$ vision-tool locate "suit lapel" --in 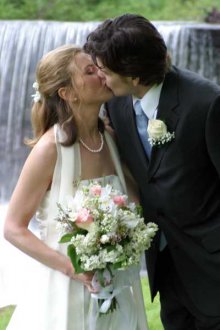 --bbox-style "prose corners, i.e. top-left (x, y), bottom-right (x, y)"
top-left (148, 68), bottom-right (180, 180)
